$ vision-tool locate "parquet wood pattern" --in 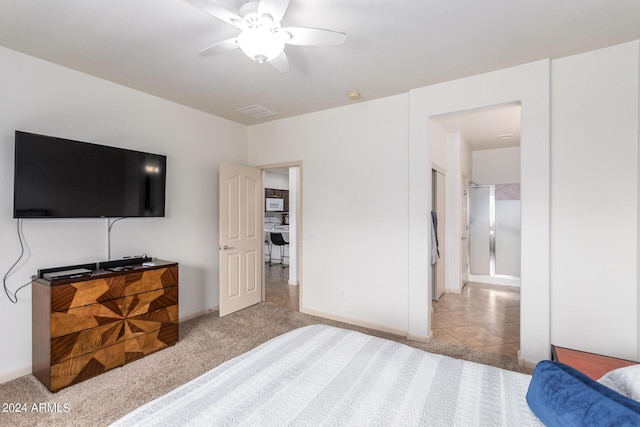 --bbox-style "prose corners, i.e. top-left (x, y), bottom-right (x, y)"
top-left (33, 263), bottom-right (179, 391)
